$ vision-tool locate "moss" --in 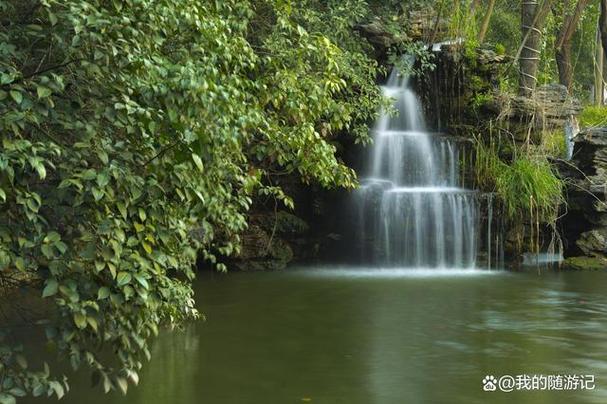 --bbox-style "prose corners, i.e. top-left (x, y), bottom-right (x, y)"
top-left (274, 211), bottom-right (309, 236)
top-left (494, 43), bottom-right (506, 56)
top-left (562, 256), bottom-right (607, 271)
top-left (579, 106), bottom-right (607, 128)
